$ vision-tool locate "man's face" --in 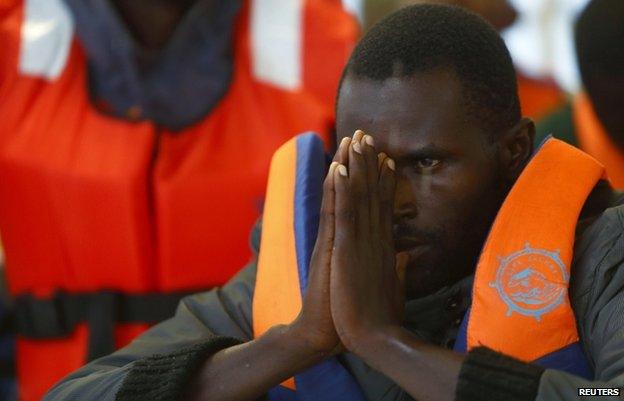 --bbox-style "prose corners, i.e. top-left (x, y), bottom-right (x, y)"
top-left (336, 69), bottom-right (509, 298)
